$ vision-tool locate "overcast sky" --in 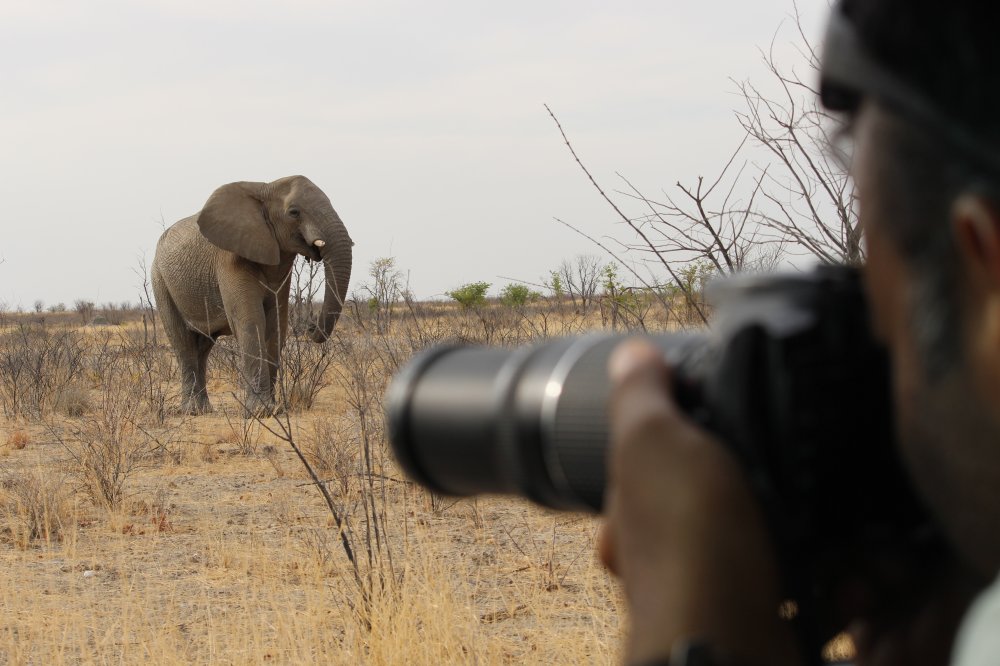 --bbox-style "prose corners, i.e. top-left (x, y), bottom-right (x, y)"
top-left (0, 0), bottom-right (828, 308)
